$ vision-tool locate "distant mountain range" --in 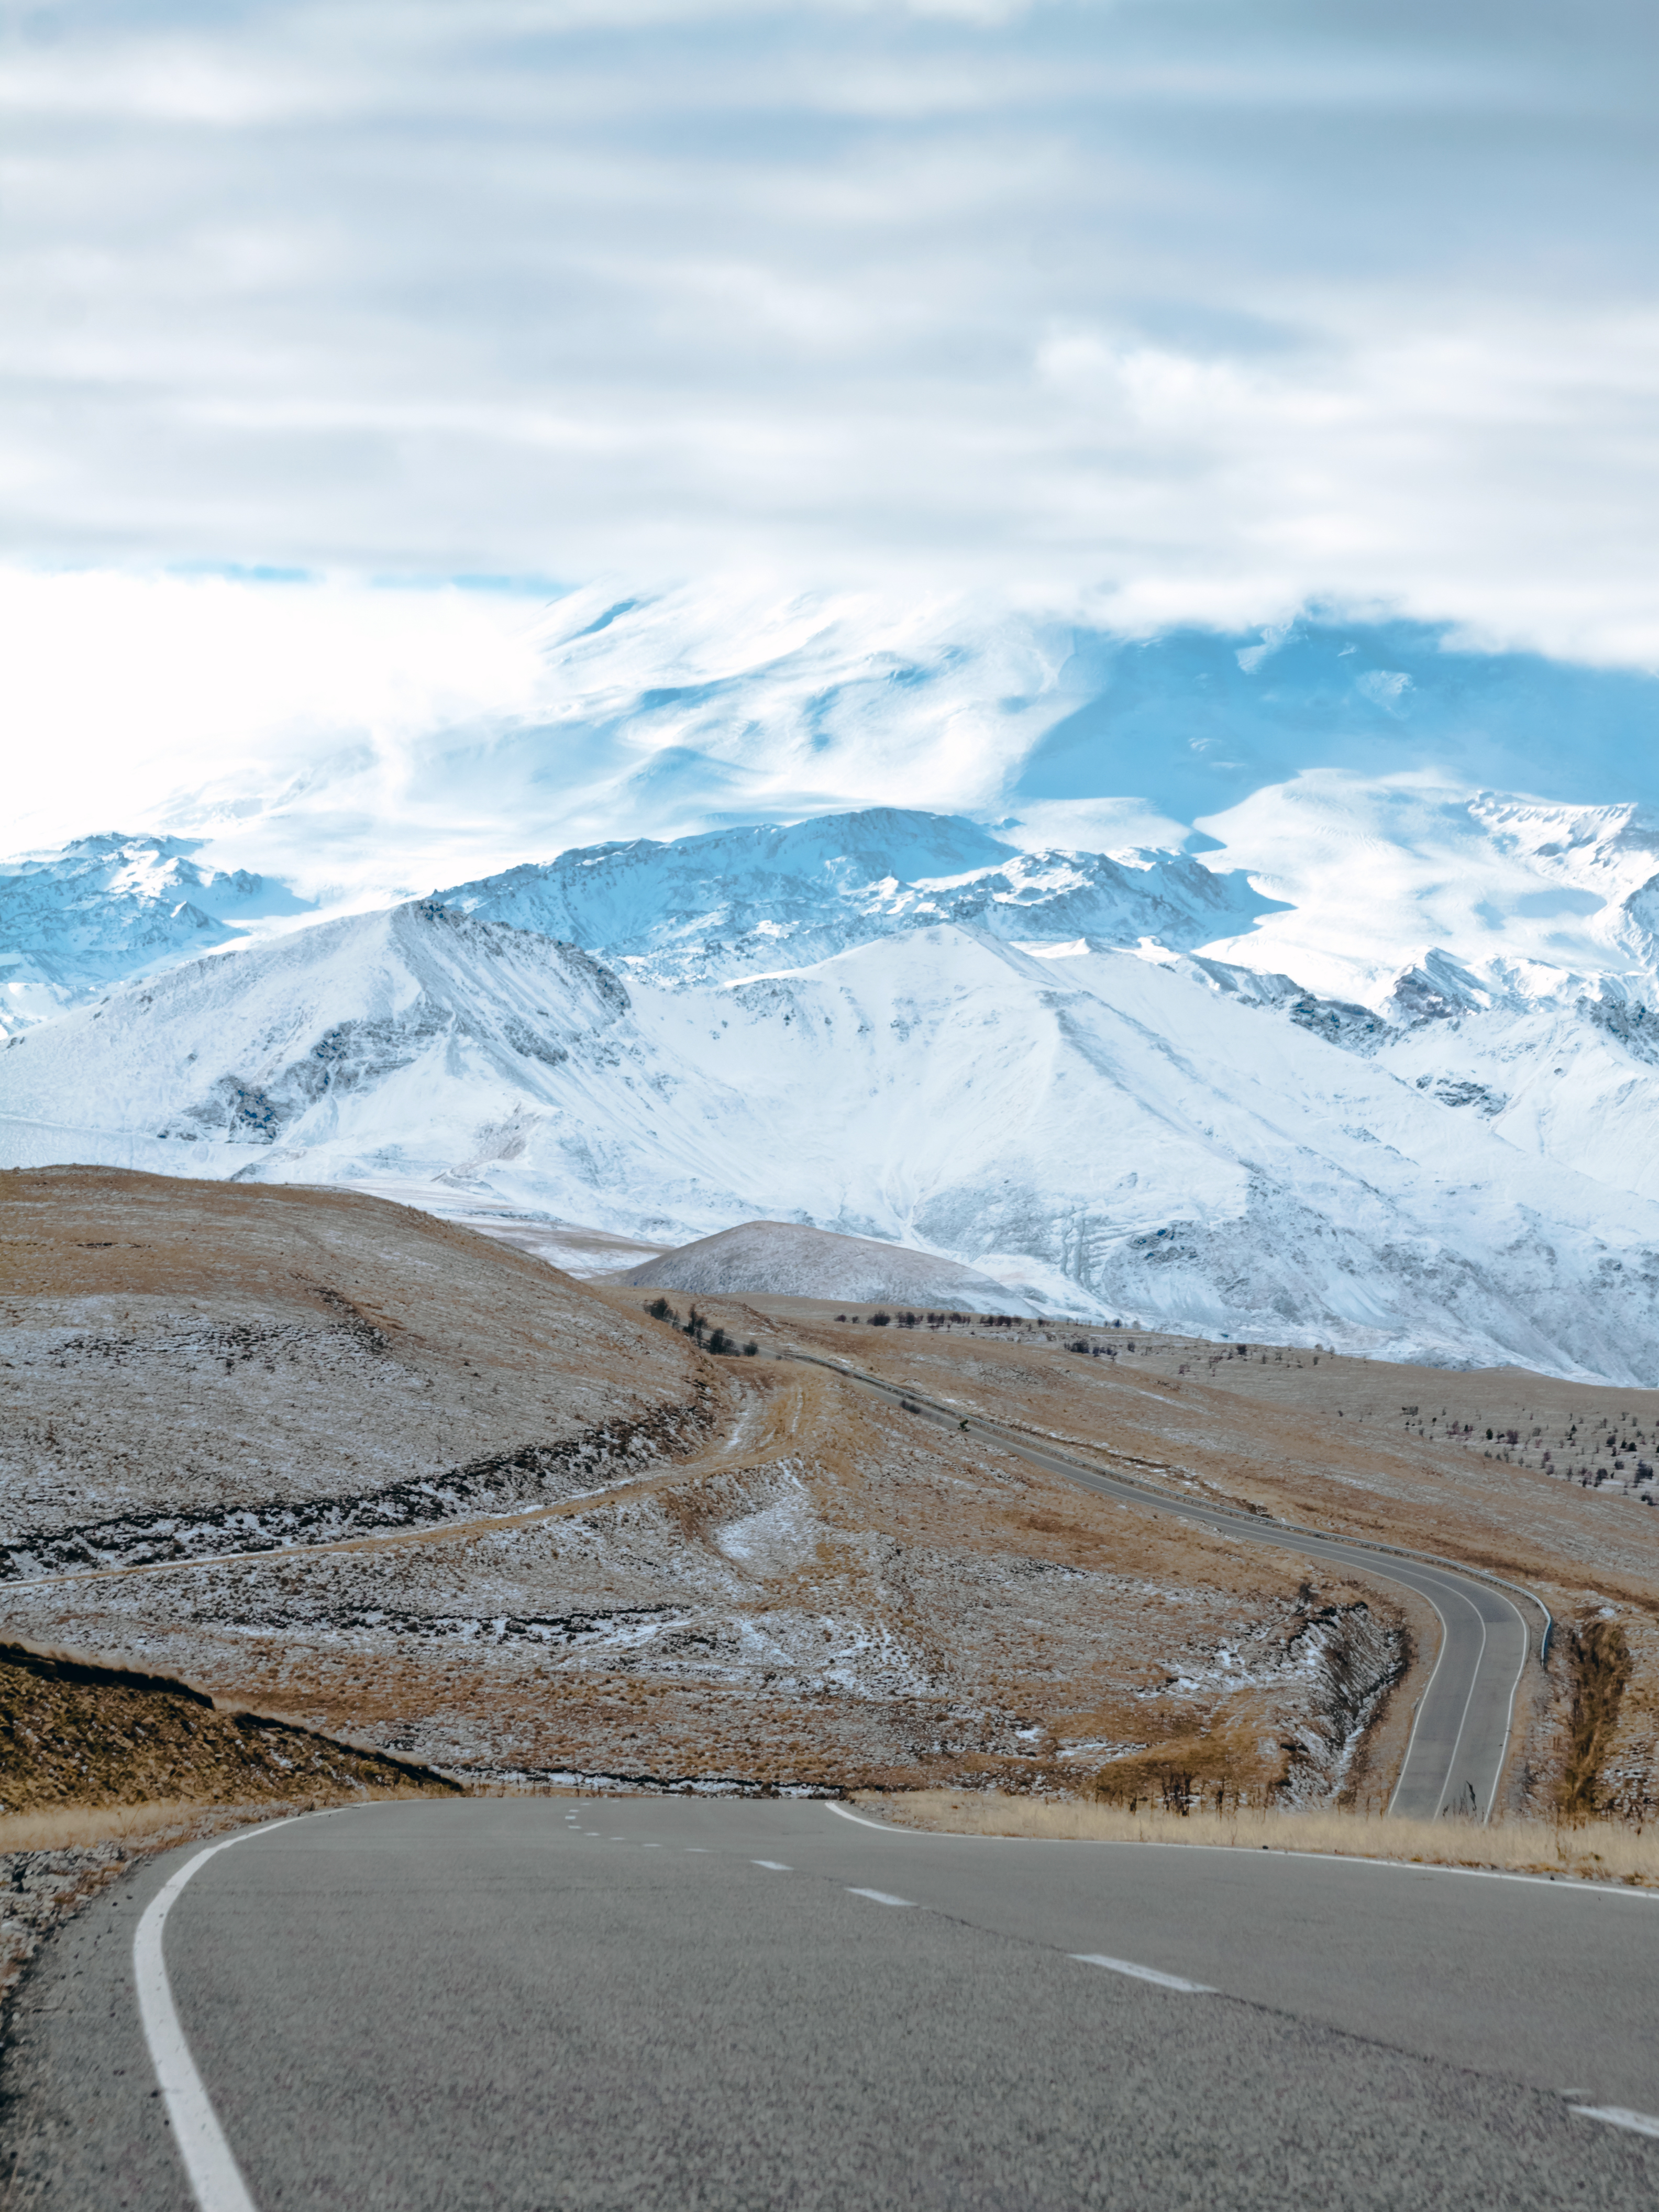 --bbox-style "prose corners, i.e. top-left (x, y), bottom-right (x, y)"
top-left (7, 797), bottom-right (1659, 1378)
top-left (0, 832), bottom-right (310, 1033)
